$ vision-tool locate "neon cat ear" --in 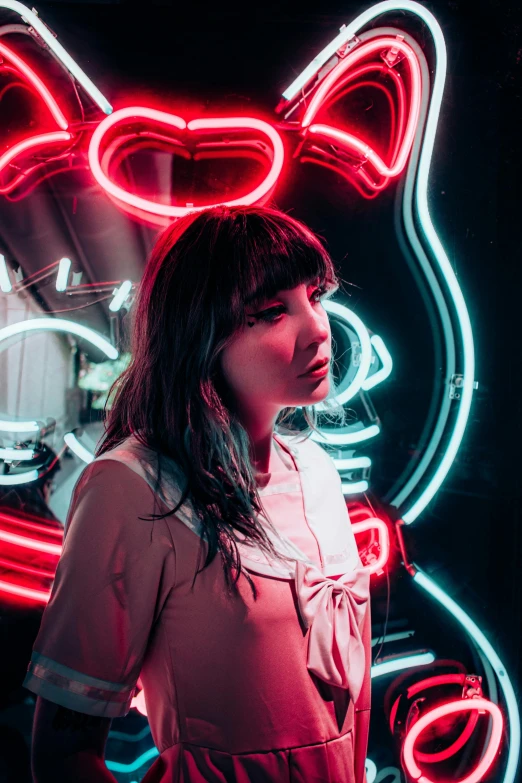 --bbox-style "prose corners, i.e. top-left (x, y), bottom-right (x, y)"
top-left (0, 1), bottom-right (111, 114)
top-left (0, 40), bottom-right (73, 193)
top-left (281, 34), bottom-right (422, 197)
top-left (0, 2), bottom-right (111, 196)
